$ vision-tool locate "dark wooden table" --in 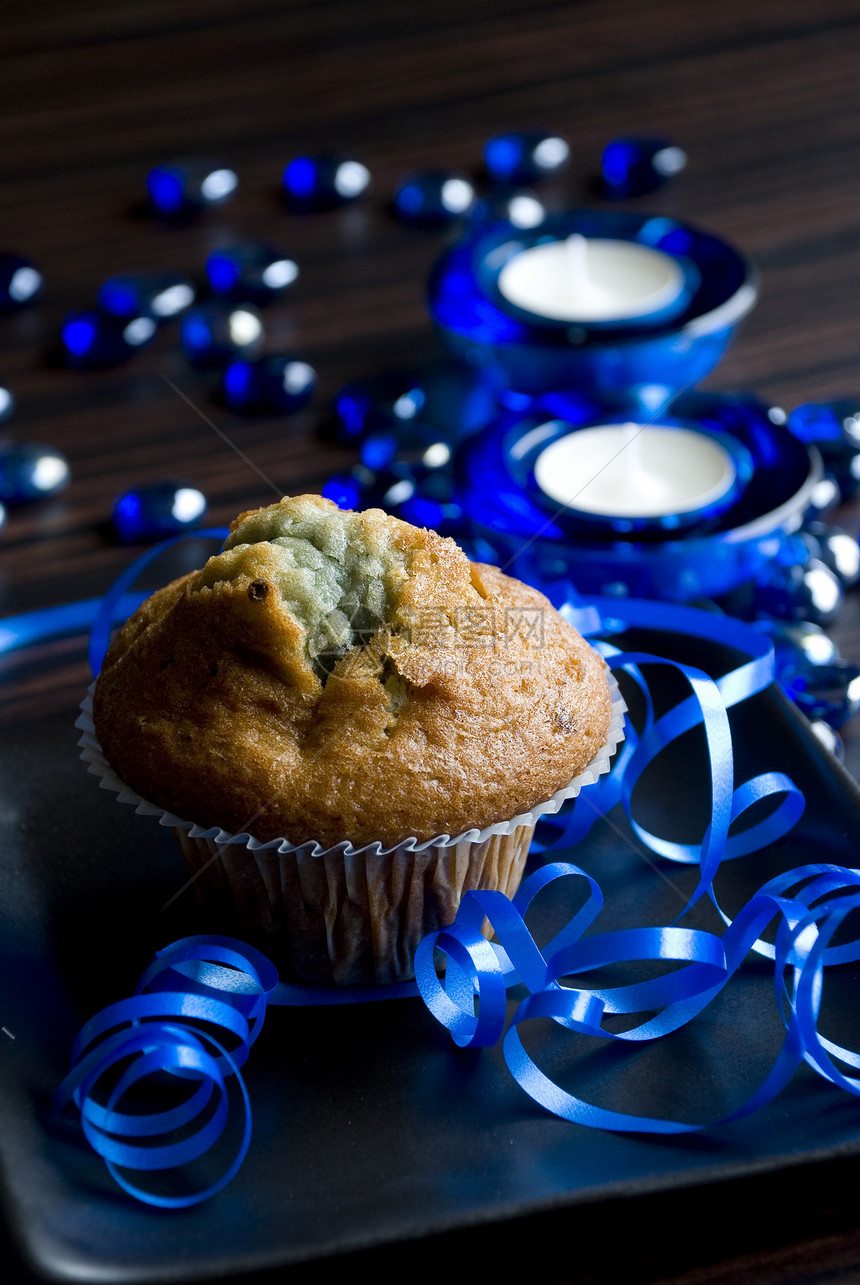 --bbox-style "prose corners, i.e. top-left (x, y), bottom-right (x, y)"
top-left (3, 3), bottom-right (860, 1281)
